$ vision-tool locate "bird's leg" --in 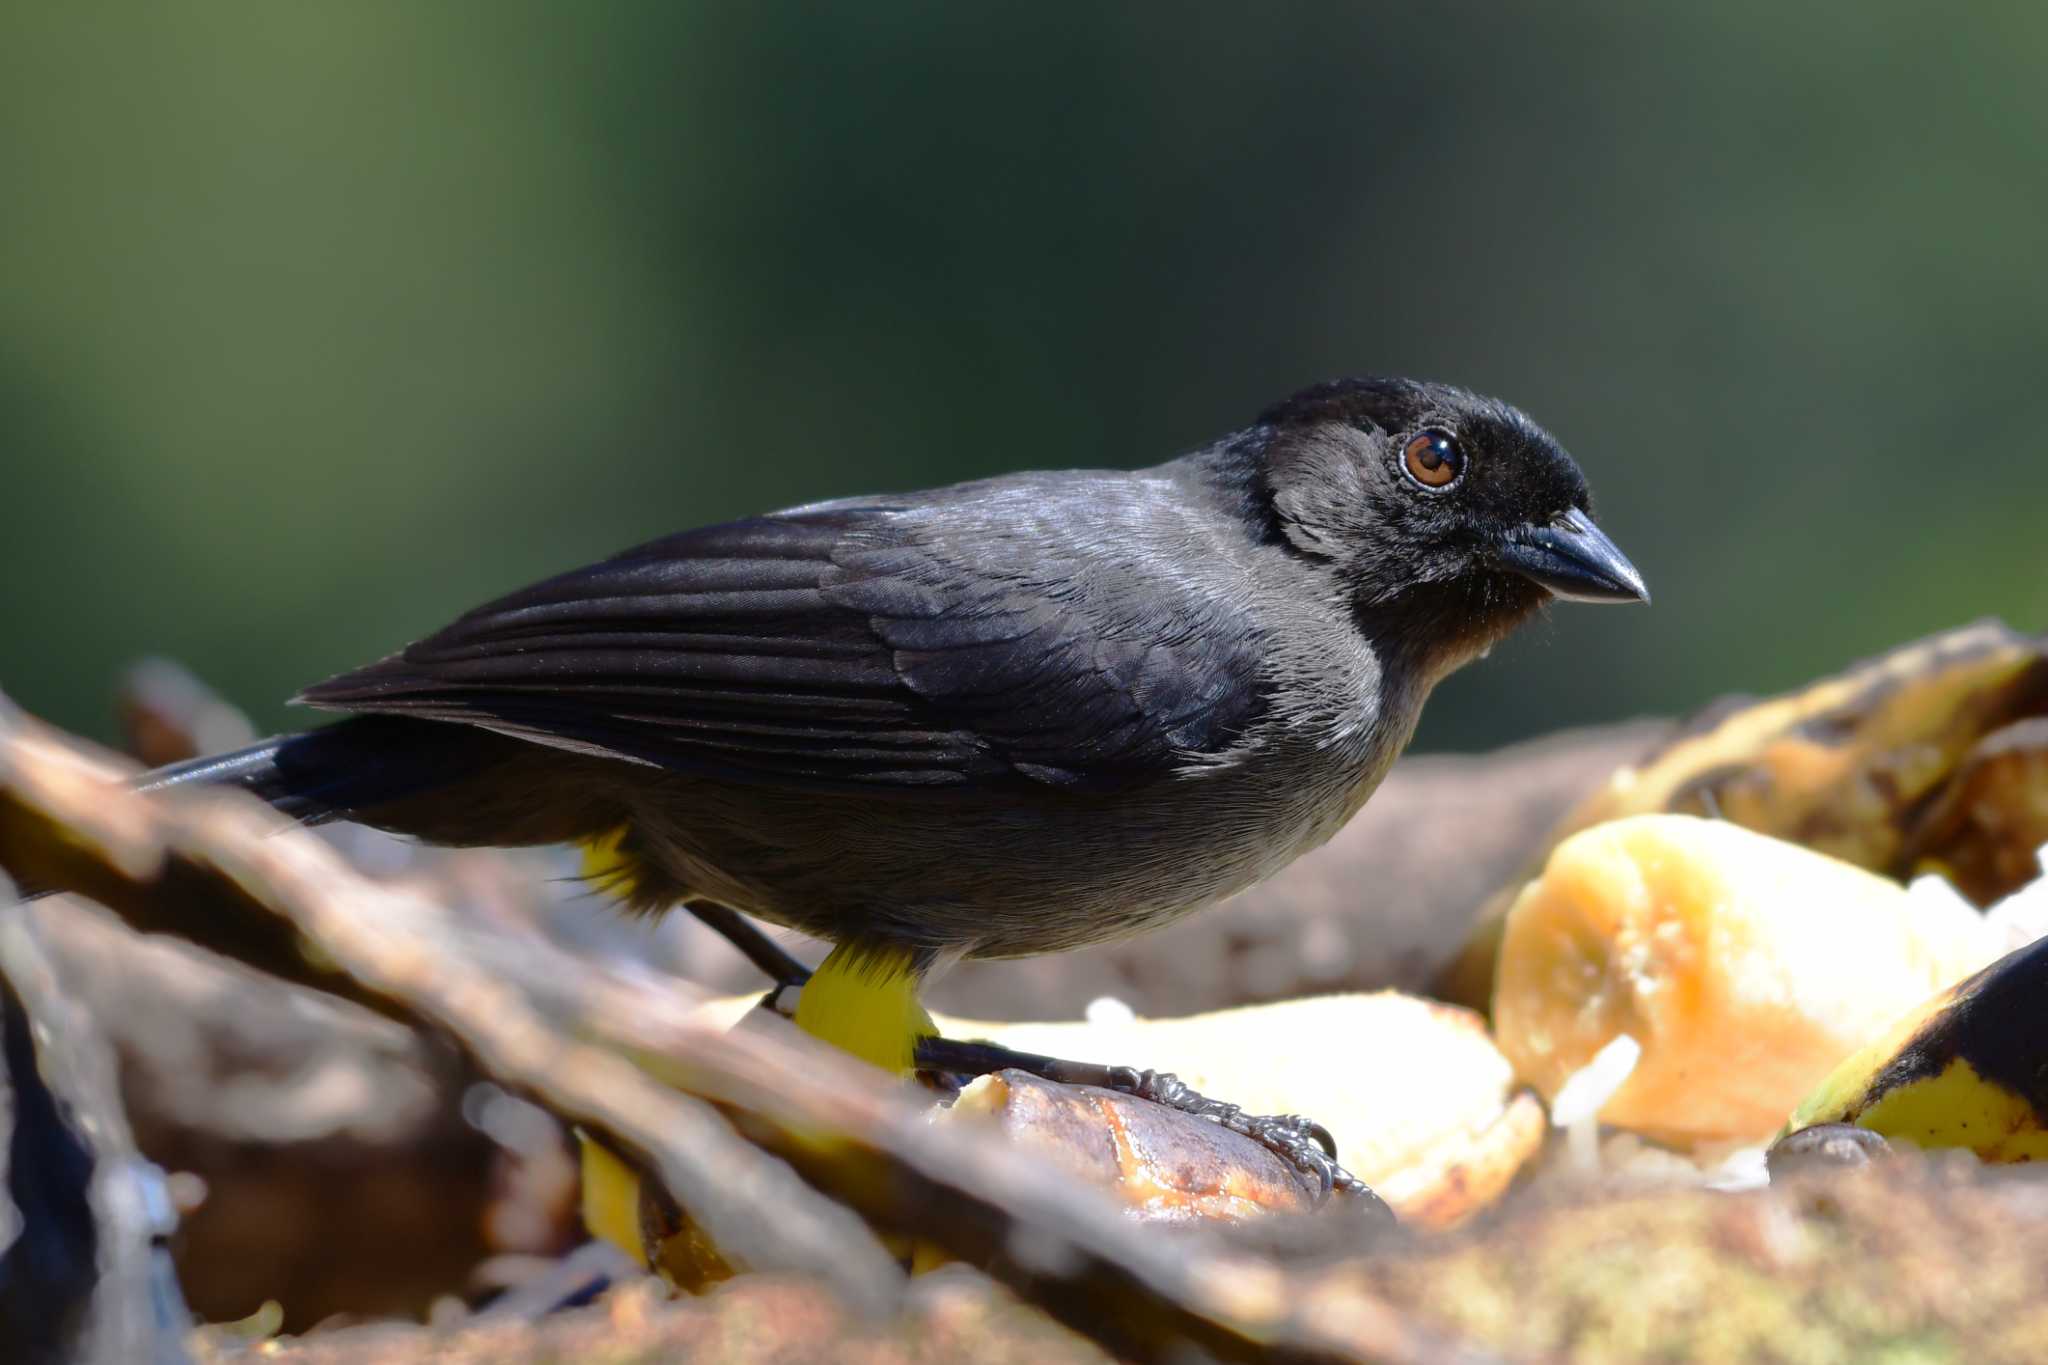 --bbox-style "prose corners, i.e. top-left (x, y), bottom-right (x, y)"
top-left (683, 901), bottom-right (813, 991)
top-left (915, 1035), bottom-right (1386, 1213)
top-left (677, 915), bottom-right (1379, 1210)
